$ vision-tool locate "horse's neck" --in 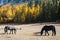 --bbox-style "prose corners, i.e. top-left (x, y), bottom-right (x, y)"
top-left (41, 28), bottom-right (44, 32)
